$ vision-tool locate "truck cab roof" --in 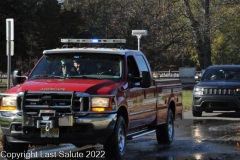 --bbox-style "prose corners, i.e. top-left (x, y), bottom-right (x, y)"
top-left (43, 48), bottom-right (141, 55)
